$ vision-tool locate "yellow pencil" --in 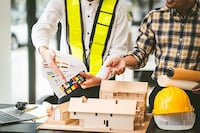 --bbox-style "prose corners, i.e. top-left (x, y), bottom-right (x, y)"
top-left (24, 106), bottom-right (38, 112)
top-left (32, 115), bottom-right (47, 122)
